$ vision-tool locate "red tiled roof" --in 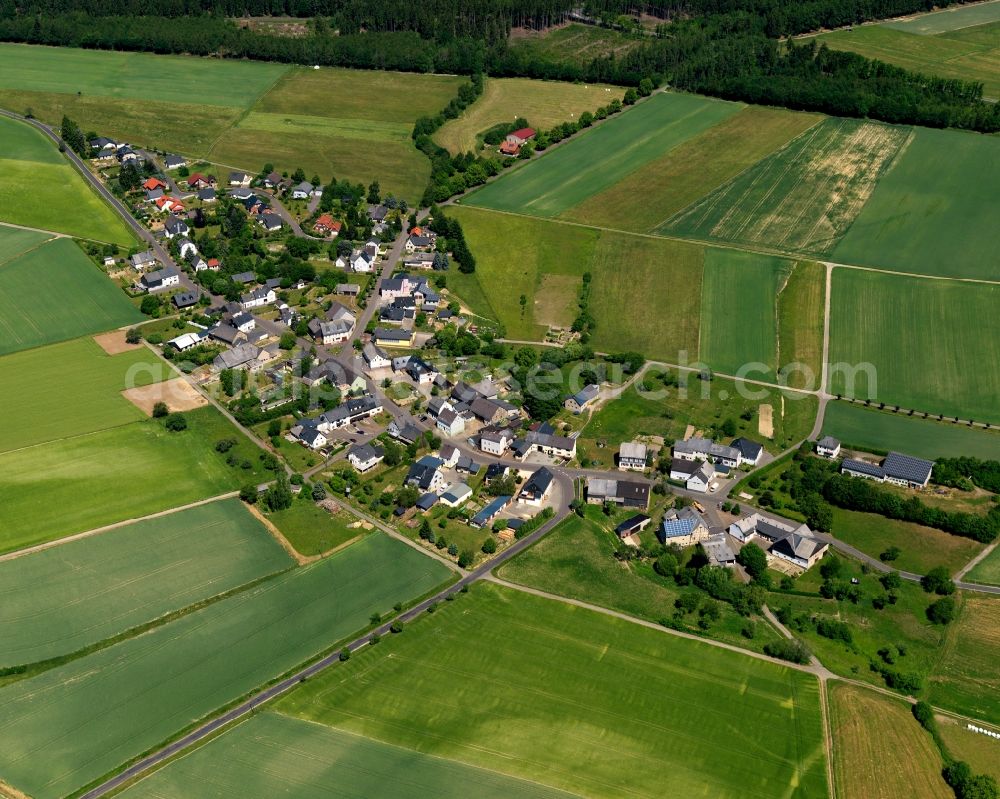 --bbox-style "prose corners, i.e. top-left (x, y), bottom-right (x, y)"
top-left (510, 127), bottom-right (536, 140)
top-left (143, 177), bottom-right (167, 190)
top-left (499, 140), bottom-right (520, 155)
